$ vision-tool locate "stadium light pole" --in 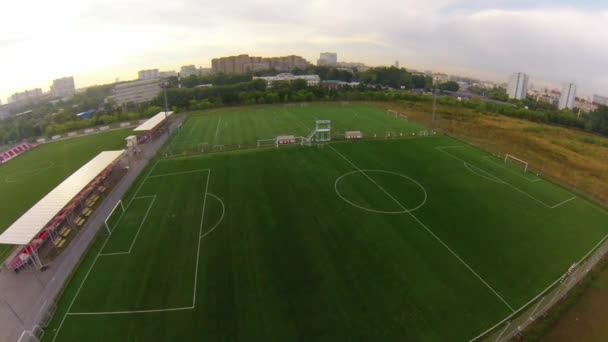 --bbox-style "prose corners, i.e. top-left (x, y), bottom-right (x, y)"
top-left (432, 87), bottom-right (437, 127)
top-left (161, 80), bottom-right (172, 155)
